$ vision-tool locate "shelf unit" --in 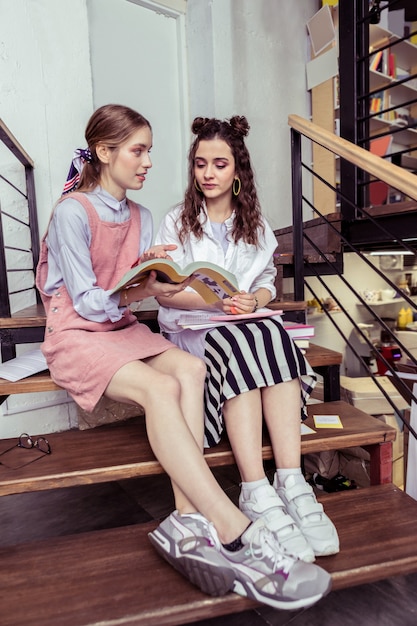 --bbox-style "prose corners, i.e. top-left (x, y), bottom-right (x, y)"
top-left (356, 298), bottom-right (404, 307)
top-left (368, 23), bottom-right (417, 178)
top-left (356, 295), bottom-right (417, 308)
top-left (307, 4), bottom-right (417, 217)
